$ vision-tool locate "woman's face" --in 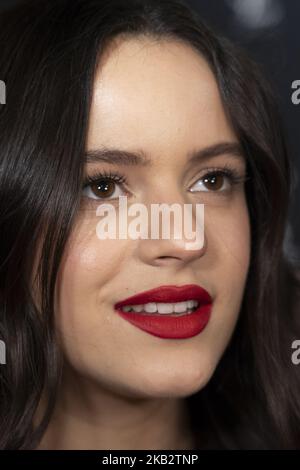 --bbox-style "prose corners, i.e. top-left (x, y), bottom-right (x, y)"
top-left (55, 37), bottom-right (250, 398)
